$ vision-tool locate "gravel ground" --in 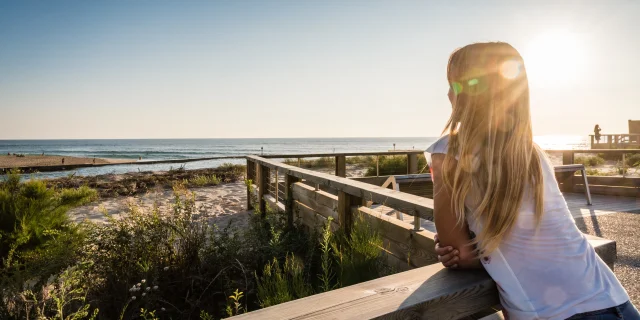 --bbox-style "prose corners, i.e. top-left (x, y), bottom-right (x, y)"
top-left (574, 211), bottom-right (640, 306)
